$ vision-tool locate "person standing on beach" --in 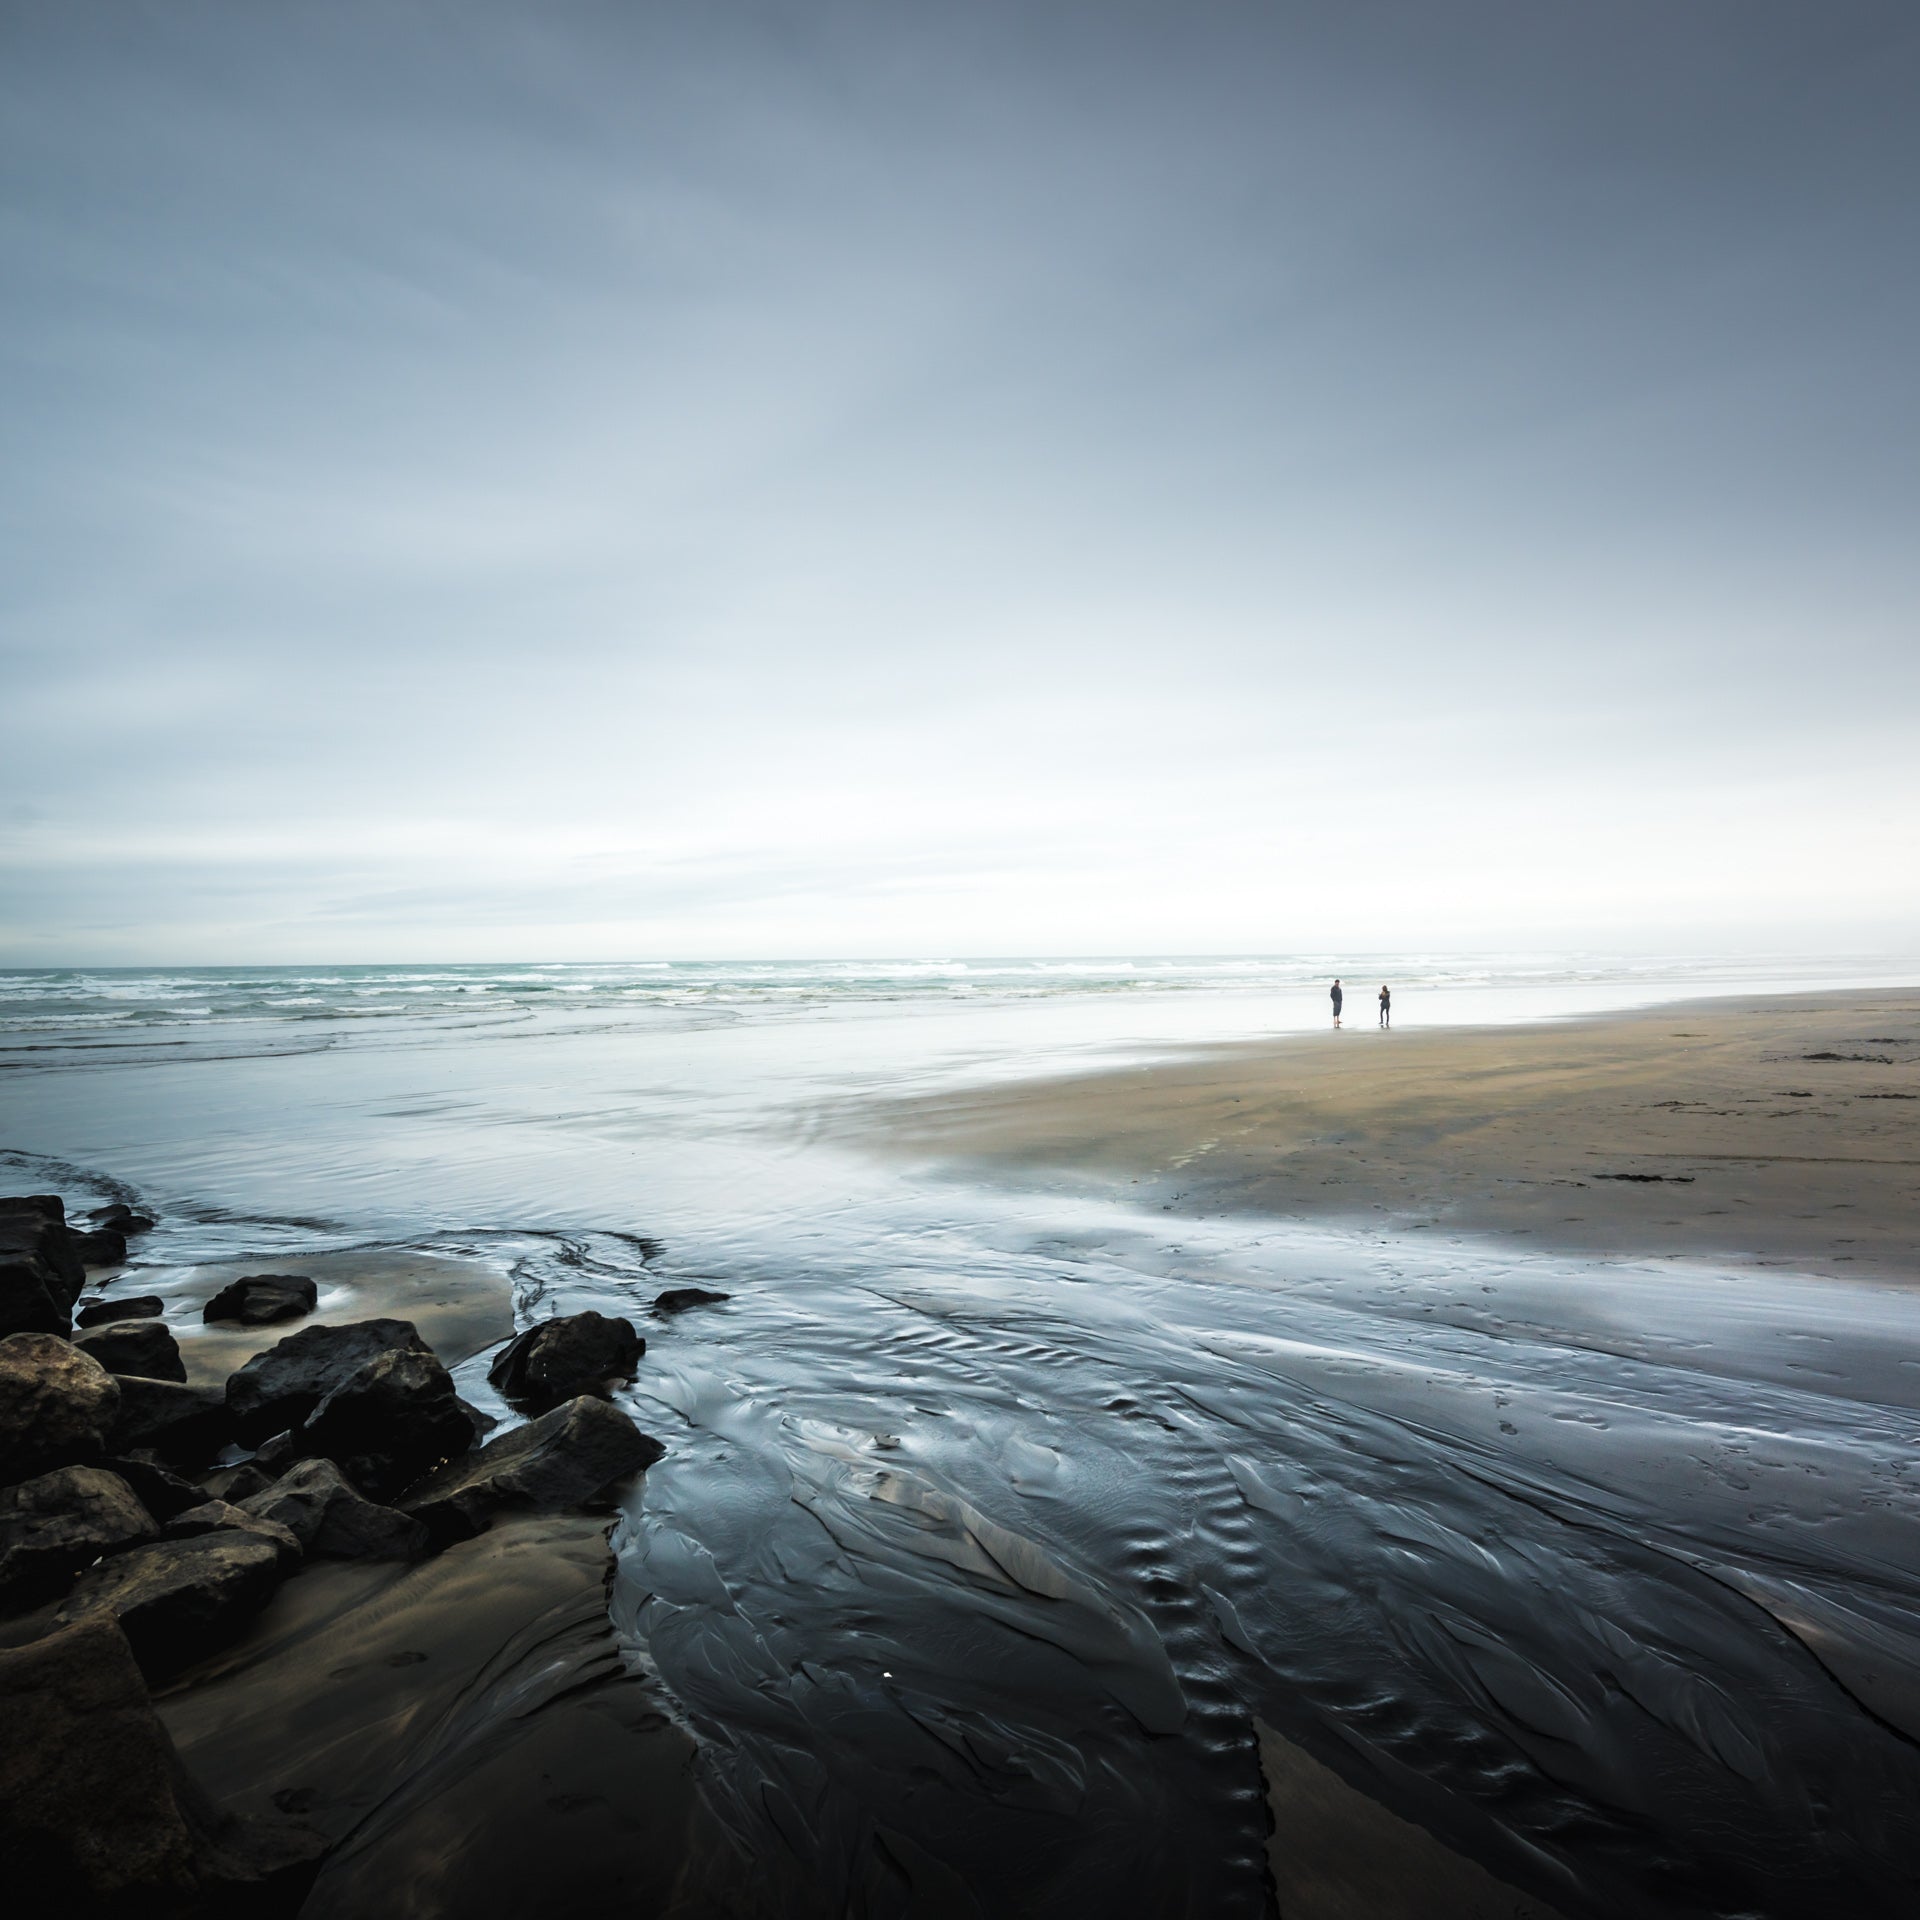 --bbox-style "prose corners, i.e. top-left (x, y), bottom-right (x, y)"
top-left (1379, 984), bottom-right (1391, 1029)
top-left (1330, 978), bottom-right (1343, 1028)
